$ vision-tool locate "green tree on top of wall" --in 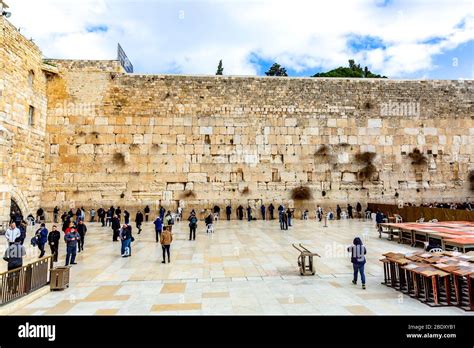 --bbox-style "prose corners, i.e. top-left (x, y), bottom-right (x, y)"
top-left (216, 60), bottom-right (224, 75)
top-left (265, 63), bottom-right (288, 76)
top-left (312, 59), bottom-right (387, 78)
